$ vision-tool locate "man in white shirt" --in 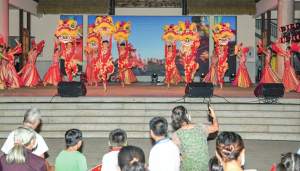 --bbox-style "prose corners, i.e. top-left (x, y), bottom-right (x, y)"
top-left (148, 117), bottom-right (180, 171)
top-left (1, 108), bottom-right (52, 170)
